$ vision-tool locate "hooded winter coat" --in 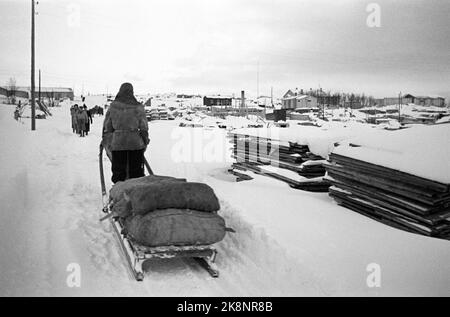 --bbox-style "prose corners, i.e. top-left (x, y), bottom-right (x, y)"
top-left (85, 108), bottom-right (93, 132)
top-left (77, 109), bottom-right (89, 131)
top-left (102, 84), bottom-right (149, 151)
